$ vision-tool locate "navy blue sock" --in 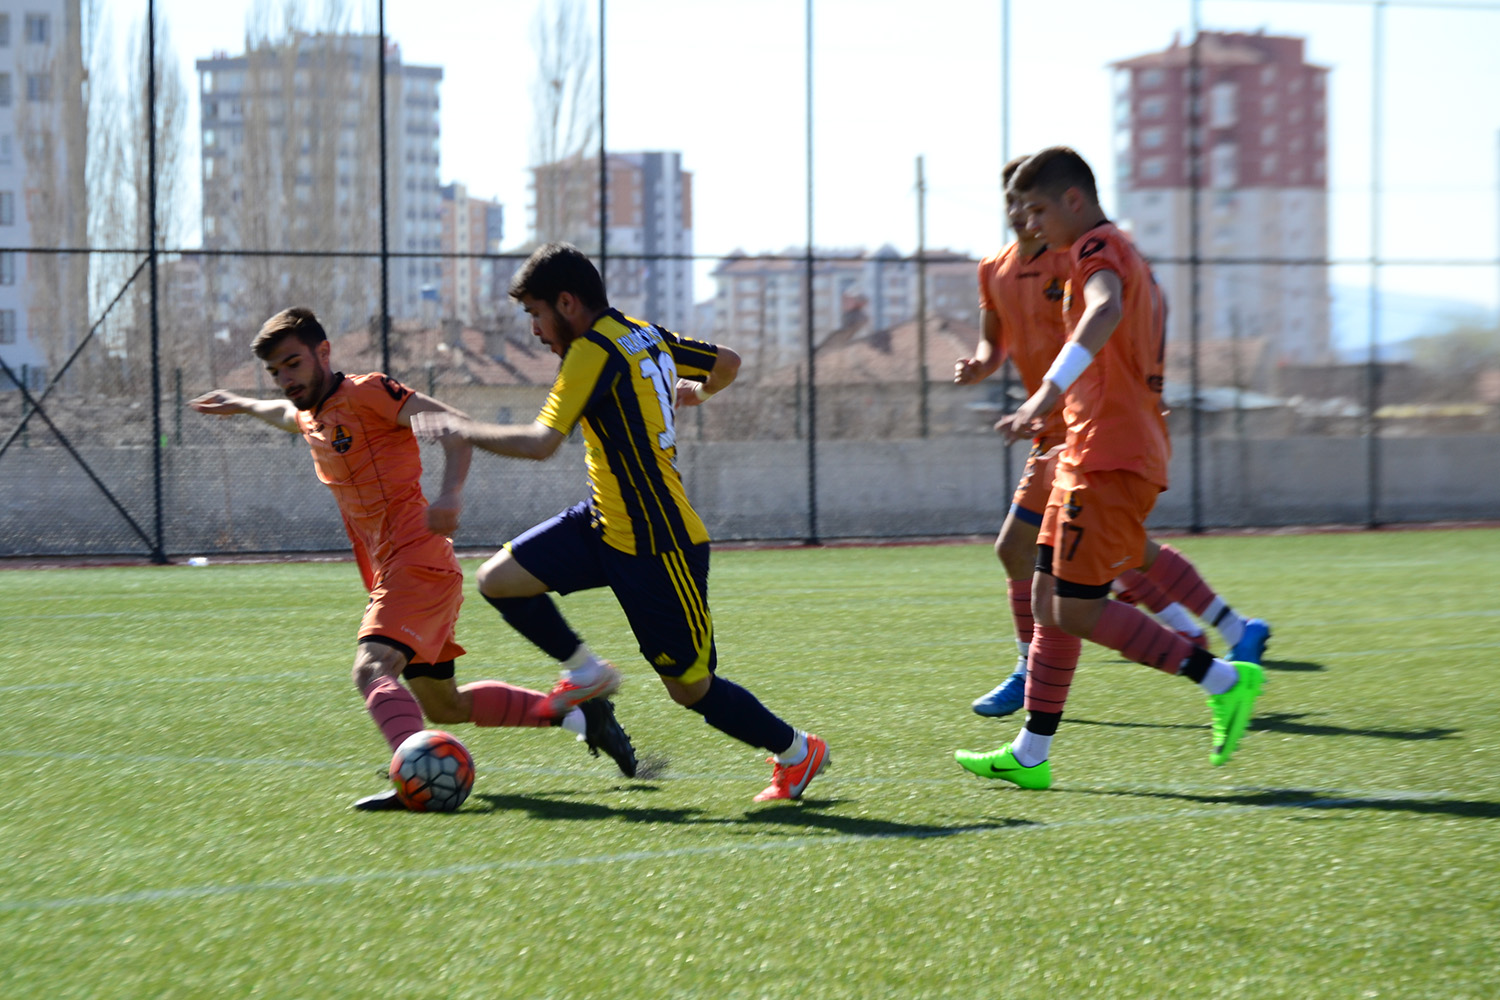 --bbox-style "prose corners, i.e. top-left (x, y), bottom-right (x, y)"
top-left (483, 592), bottom-right (581, 662)
top-left (688, 676), bottom-right (795, 754)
